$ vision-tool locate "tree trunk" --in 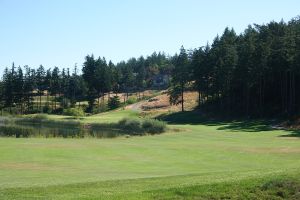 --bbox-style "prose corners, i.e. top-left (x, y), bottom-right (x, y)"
top-left (51, 95), bottom-right (54, 111)
top-left (246, 85), bottom-right (249, 117)
top-left (181, 83), bottom-right (184, 112)
top-left (47, 92), bottom-right (49, 106)
top-left (98, 95), bottom-right (100, 107)
top-left (54, 94), bottom-right (57, 110)
top-left (39, 93), bottom-right (42, 113)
